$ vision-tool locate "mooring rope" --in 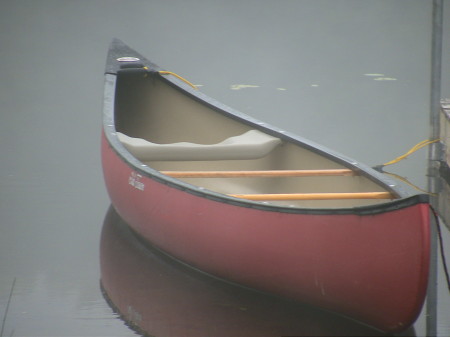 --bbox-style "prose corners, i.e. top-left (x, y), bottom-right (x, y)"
top-left (381, 170), bottom-right (438, 196)
top-left (430, 207), bottom-right (450, 293)
top-left (158, 70), bottom-right (198, 90)
top-left (378, 139), bottom-right (441, 168)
